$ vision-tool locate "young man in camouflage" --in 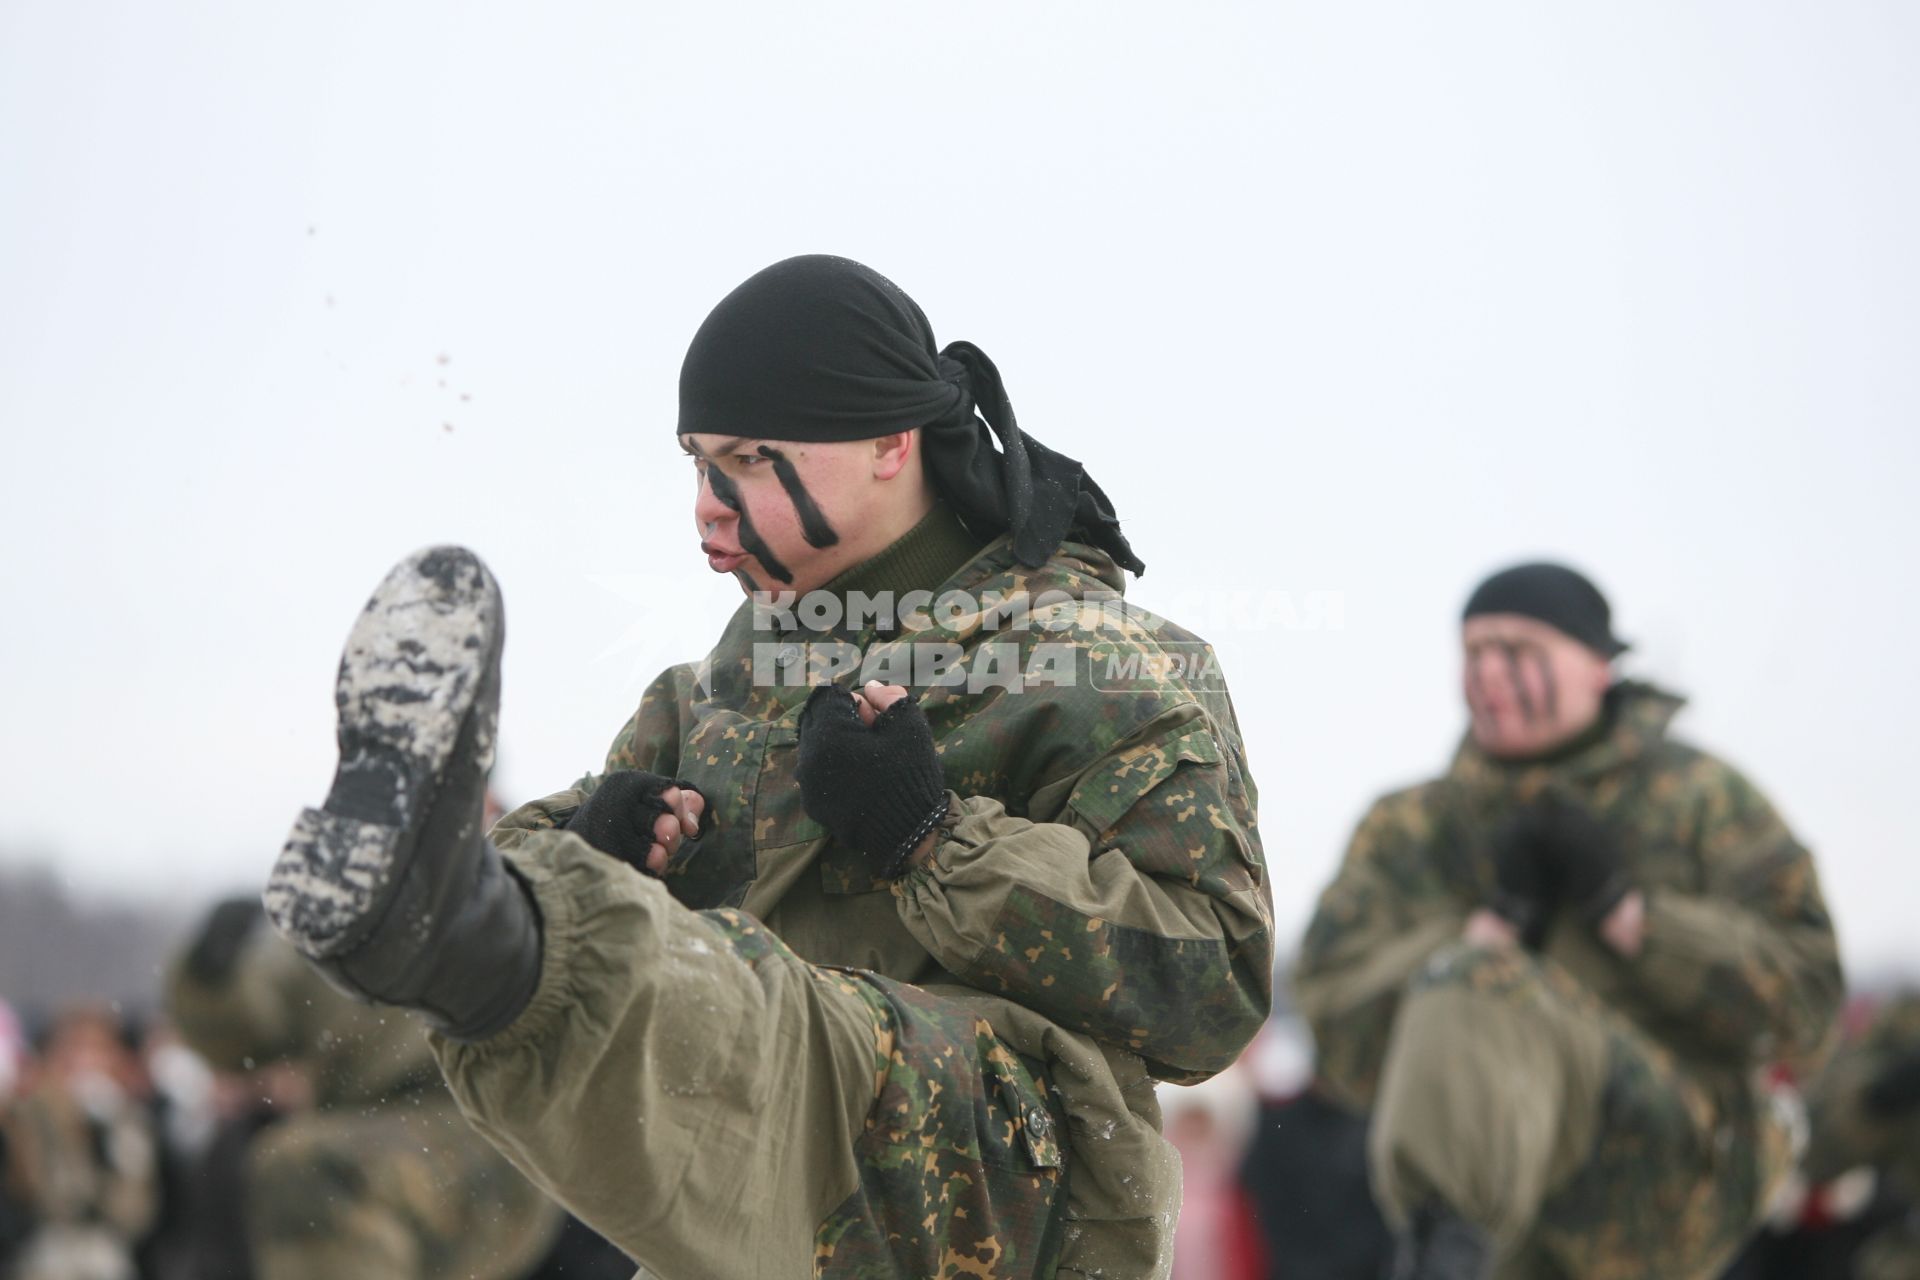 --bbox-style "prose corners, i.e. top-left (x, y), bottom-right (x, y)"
top-left (1294, 562), bottom-right (1844, 1280)
top-left (262, 256), bottom-right (1272, 1279)
top-left (167, 898), bottom-right (565, 1280)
